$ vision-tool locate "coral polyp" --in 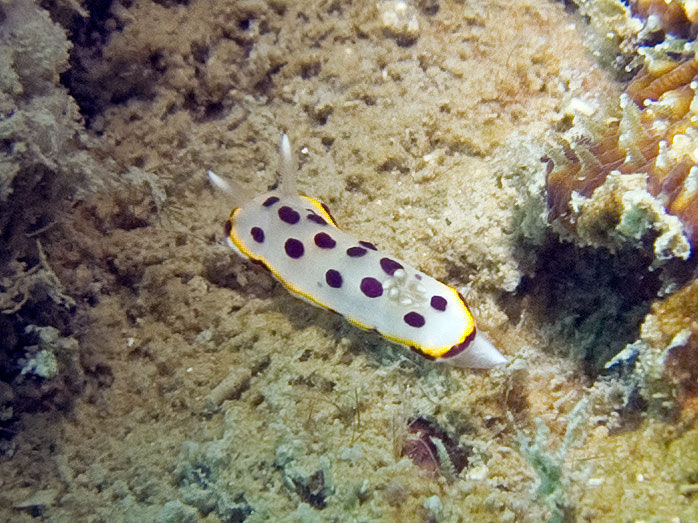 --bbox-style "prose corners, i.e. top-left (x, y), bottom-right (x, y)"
top-left (630, 0), bottom-right (698, 36)
top-left (546, 46), bottom-right (698, 257)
